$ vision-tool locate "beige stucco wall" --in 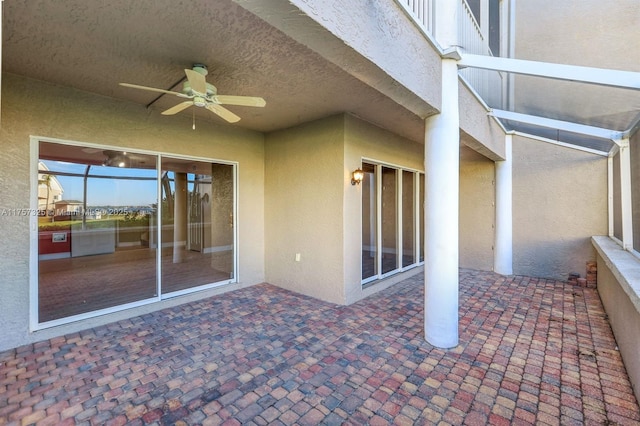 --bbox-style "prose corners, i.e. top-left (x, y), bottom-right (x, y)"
top-left (344, 114), bottom-right (424, 304)
top-left (593, 238), bottom-right (640, 403)
top-left (264, 114), bottom-right (427, 306)
top-left (631, 130), bottom-right (640, 250)
top-left (459, 82), bottom-right (506, 161)
top-left (264, 115), bottom-right (345, 305)
top-left (0, 73), bottom-right (265, 351)
top-left (459, 146), bottom-right (495, 271)
top-left (515, 0), bottom-right (640, 69)
top-left (512, 135), bottom-right (608, 279)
